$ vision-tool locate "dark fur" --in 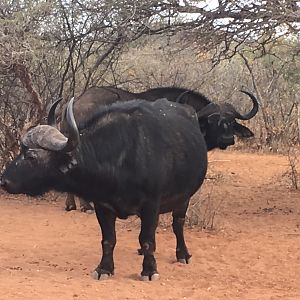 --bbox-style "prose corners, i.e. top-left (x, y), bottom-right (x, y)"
top-left (1, 99), bottom-right (208, 280)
